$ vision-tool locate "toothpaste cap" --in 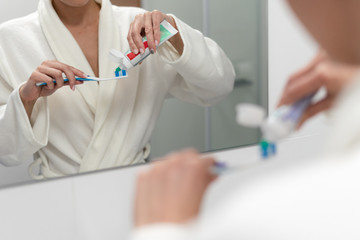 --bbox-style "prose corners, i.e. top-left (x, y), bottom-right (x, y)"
top-left (109, 49), bottom-right (133, 70)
